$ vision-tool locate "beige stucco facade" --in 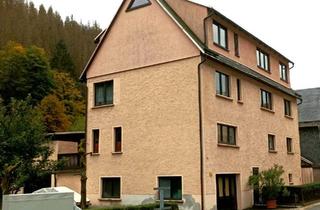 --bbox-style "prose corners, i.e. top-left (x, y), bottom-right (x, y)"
top-left (50, 140), bottom-right (81, 194)
top-left (82, 0), bottom-right (301, 209)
